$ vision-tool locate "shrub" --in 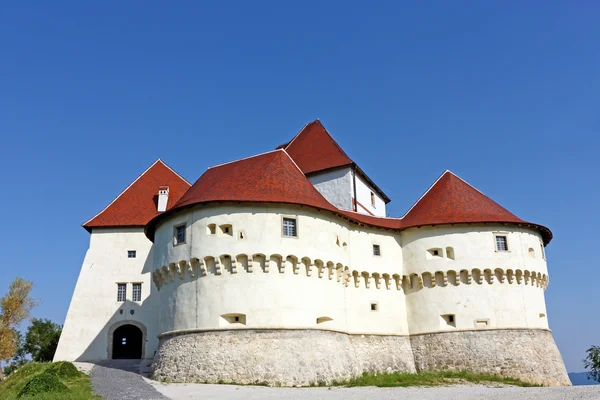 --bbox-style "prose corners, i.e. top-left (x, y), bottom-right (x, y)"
top-left (46, 361), bottom-right (80, 379)
top-left (17, 373), bottom-right (67, 398)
